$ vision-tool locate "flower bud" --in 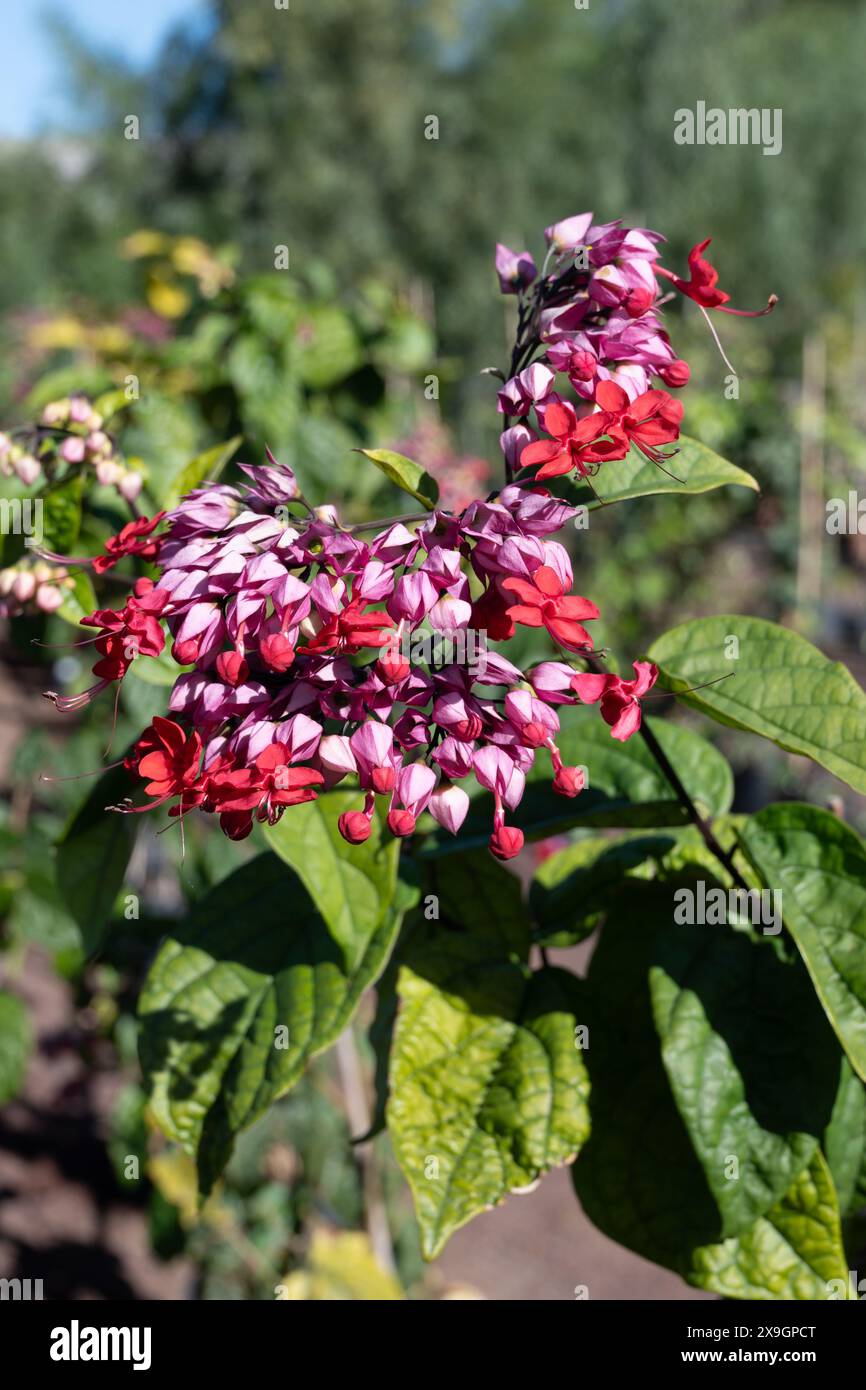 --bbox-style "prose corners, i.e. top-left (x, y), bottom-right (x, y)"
top-left (553, 764), bottom-right (585, 798)
top-left (624, 287), bottom-right (654, 318)
top-left (658, 359), bottom-right (691, 388)
top-left (96, 459), bottom-right (122, 486)
top-left (172, 638), bottom-right (200, 665)
top-left (260, 632), bottom-right (295, 672)
top-left (60, 436), bottom-right (86, 464)
top-left (489, 824), bottom-right (524, 860)
top-left (338, 810), bottom-right (372, 845)
top-left (429, 782), bottom-right (470, 835)
top-left (118, 471), bottom-right (143, 502)
top-left (12, 570), bottom-right (36, 602)
top-left (371, 765), bottom-right (396, 794)
top-left (376, 648), bottom-right (411, 685)
top-left (36, 583), bottom-right (64, 613)
top-left (216, 651), bottom-right (249, 686)
top-left (14, 454), bottom-right (41, 486)
top-left (317, 735), bottom-right (356, 775)
top-left (387, 808), bottom-right (416, 837)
